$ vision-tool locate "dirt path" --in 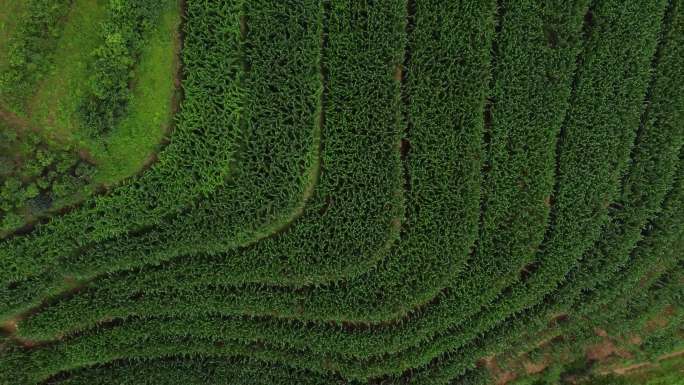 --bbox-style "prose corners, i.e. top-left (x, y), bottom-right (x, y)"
top-left (598, 349), bottom-right (684, 376)
top-left (0, 105), bottom-right (32, 132)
